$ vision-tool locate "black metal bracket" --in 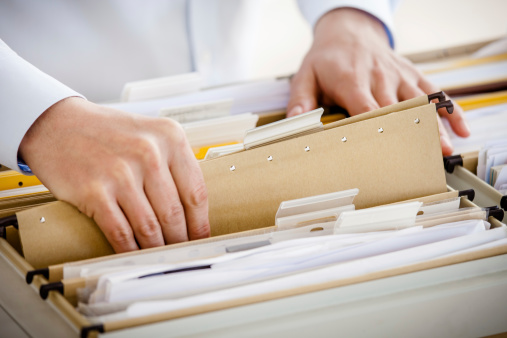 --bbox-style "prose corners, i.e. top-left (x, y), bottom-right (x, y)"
top-left (428, 91), bottom-right (446, 103)
top-left (81, 324), bottom-right (105, 338)
top-left (443, 155), bottom-right (463, 173)
top-left (39, 282), bottom-right (64, 300)
top-left (435, 100), bottom-right (454, 114)
top-left (486, 206), bottom-right (505, 222)
top-left (458, 189), bottom-right (475, 202)
top-left (501, 196), bottom-right (507, 211)
top-left (26, 268), bottom-right (50, 284)
top-left (0, 215), bottom-right (18, 239)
